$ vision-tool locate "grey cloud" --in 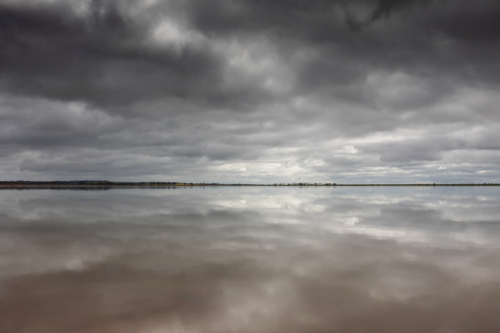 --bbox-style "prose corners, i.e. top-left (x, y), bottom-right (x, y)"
top-left (2, 0), bottom-right (499, 110)
top-left (1, 0), bottom-right (500, 182)
top-left (343, 0), bottom-right (434, 31)
top-left (379, 143), bottom-right (444, 163)
top-left (369, 0), bottom-right (434, 20)
top-left (187, 0), bottom-right (500, 84)
top-left (357, 136), bottom-right (466, 163)
top-left (0, 2), bottom-right (230, 111)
